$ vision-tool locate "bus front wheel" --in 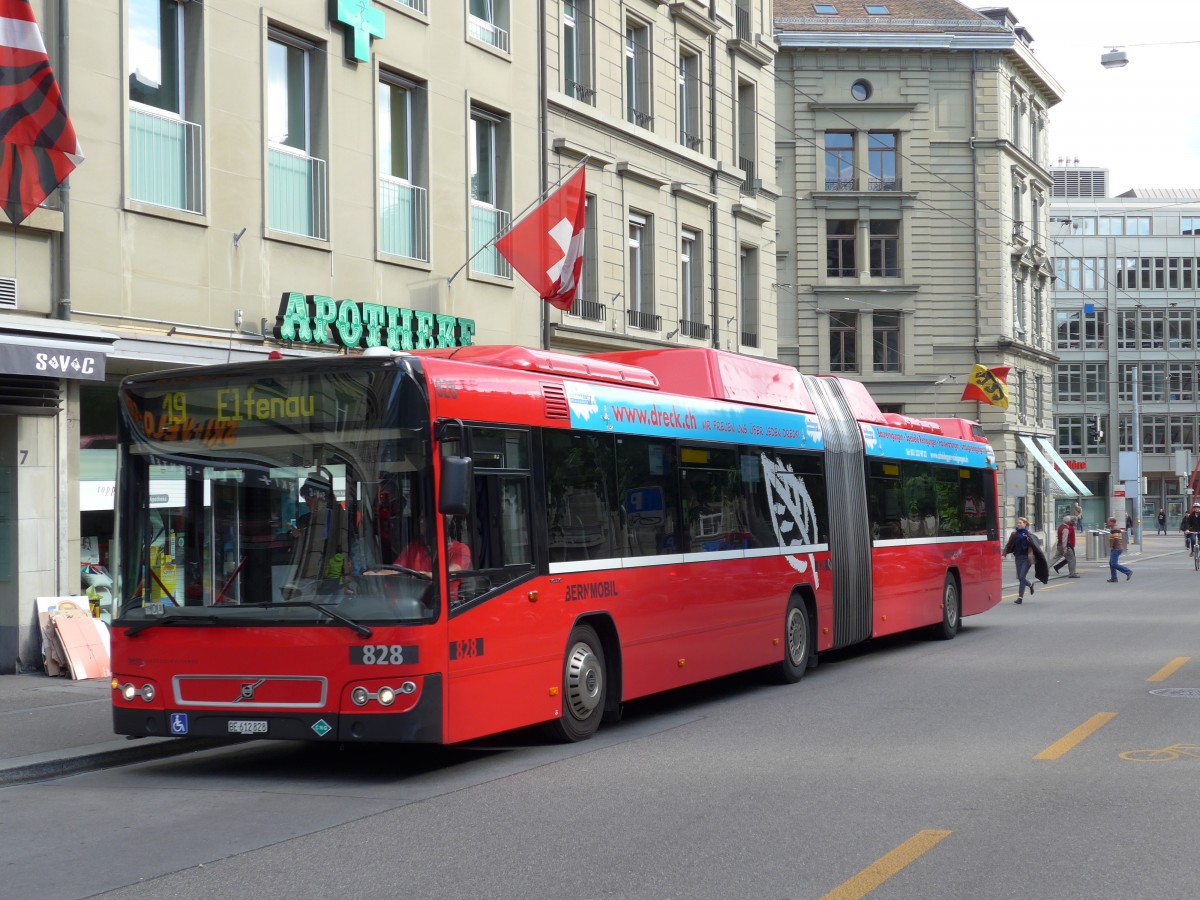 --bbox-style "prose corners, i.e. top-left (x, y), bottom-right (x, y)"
top-left (549, 624), bottom-right (606, 742)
